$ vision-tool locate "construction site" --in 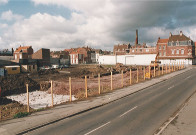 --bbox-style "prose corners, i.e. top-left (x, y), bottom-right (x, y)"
top-left (0, 62), bottom-right (185, 121)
